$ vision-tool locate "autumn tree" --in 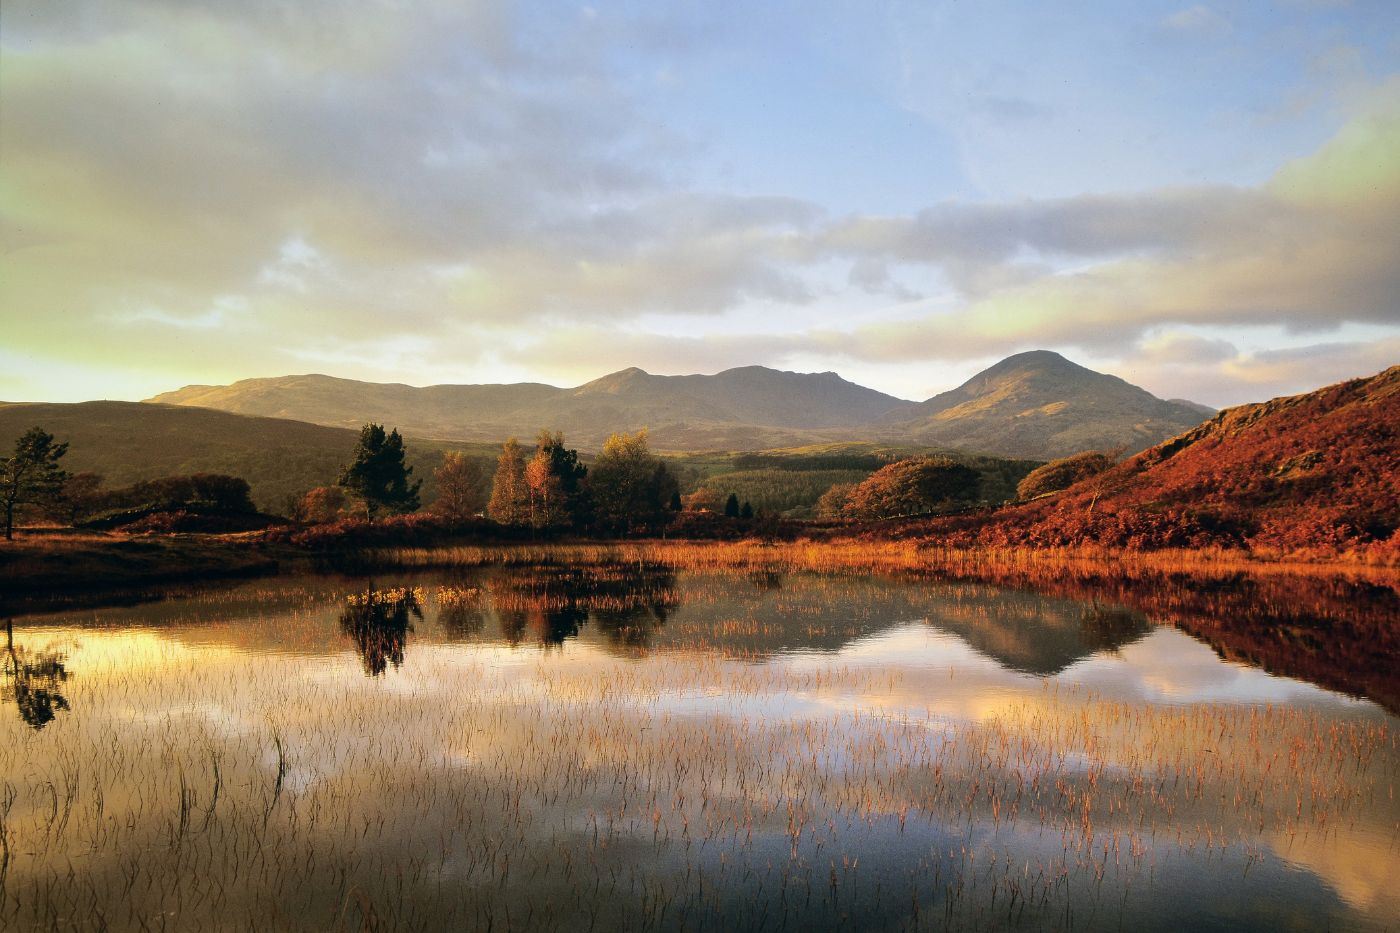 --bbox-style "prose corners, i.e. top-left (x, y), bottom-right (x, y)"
top-left (815, 482), bottom-right (857, 519)
top-left (843, 456), bottom-right (979, 520)
top-left (533, 431), bottom-right (589, 527)
top-left (1, 427), bottom-right (69, 540)
top-left (587, 430), bottom-right (678, 533)
top-left (525, 447), bottom-right (567, 529)
top-left (488, 438), bottom-right (530, 525)
top-left (1016, 451), bottom-right (1116, 501)
top-left (432, 452), bottom-right (487, 525)
top-left (297, 486), bottom-right (350, 524)
top-left (338, 424), bottom-right (421, 521)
